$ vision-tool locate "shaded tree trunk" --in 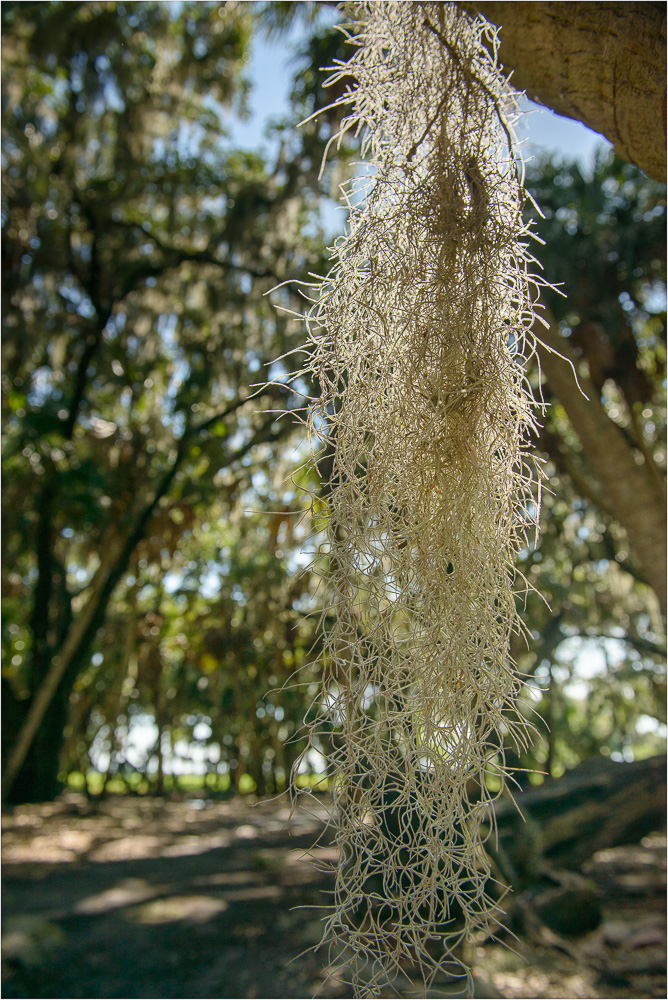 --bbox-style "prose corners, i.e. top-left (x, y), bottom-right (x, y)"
top-left (2, 676), bottom-right (76, 804)
top-left (3, 535), bottom-right (127, 803)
